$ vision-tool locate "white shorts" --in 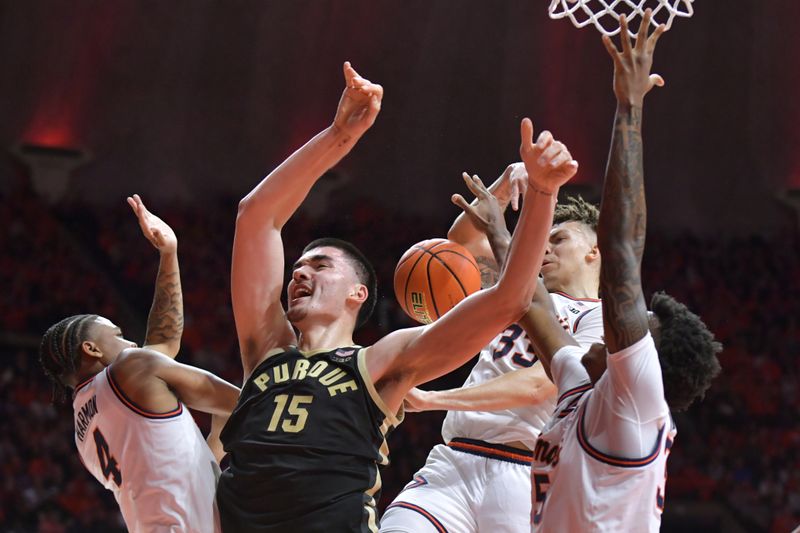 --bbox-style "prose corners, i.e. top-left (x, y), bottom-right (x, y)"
top-left (380, 439), bottom-right (532, 533)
